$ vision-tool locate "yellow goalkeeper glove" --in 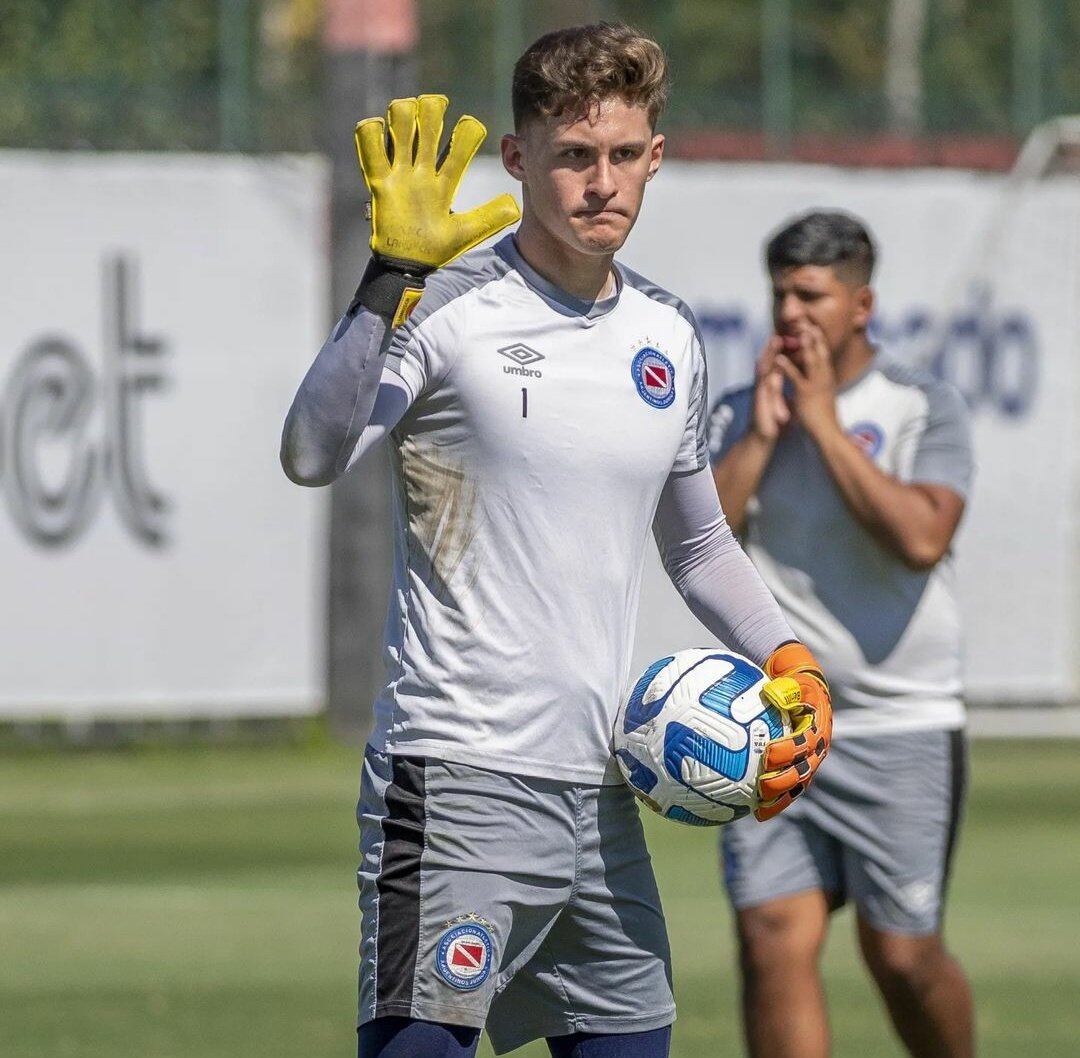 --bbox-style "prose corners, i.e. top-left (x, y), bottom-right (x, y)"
top-left (755, 642), bottom-right (833, 821)
top-left (351, 94), bottom-right (521, 327)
